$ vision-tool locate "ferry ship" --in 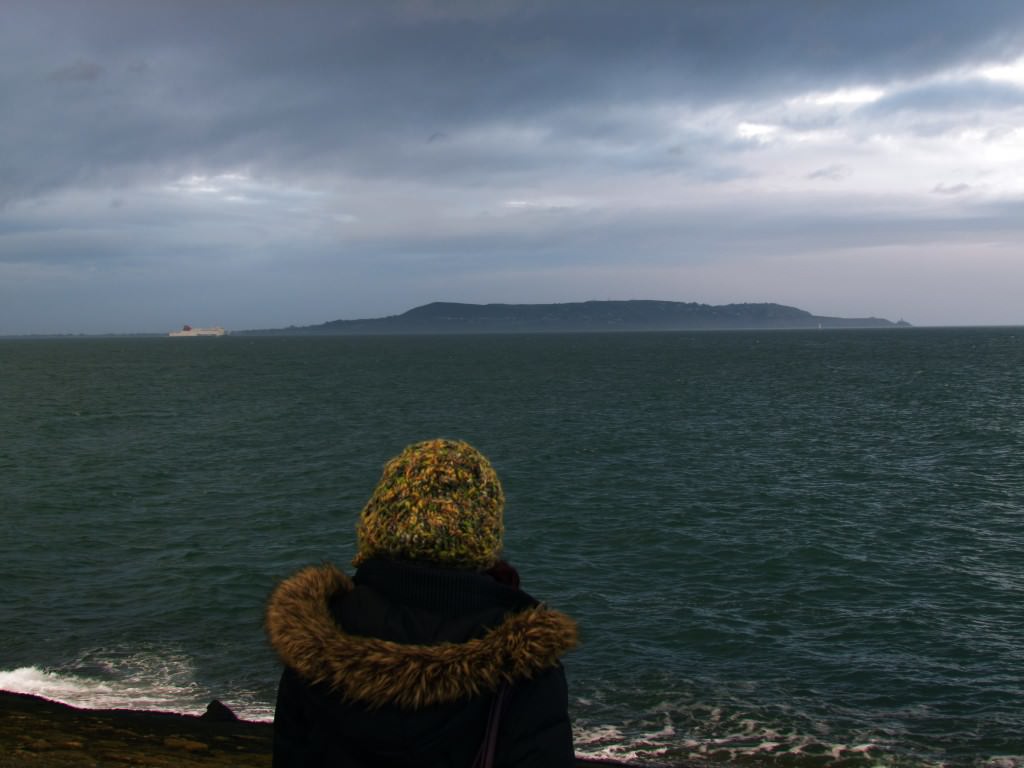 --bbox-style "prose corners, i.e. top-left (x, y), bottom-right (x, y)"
top-left (168, 325), bottom-right (227, 337)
